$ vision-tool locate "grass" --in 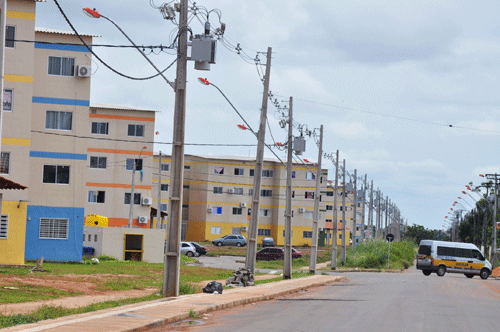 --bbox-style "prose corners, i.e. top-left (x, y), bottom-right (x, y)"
top-left (205, 246), bottom-right (247, 257)
top-left (255, 249), bottom-right (331, 270)
top-left (0, 284), bottom-right (83, 304)
top-left (342, 239), bottom-right (416, 270)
